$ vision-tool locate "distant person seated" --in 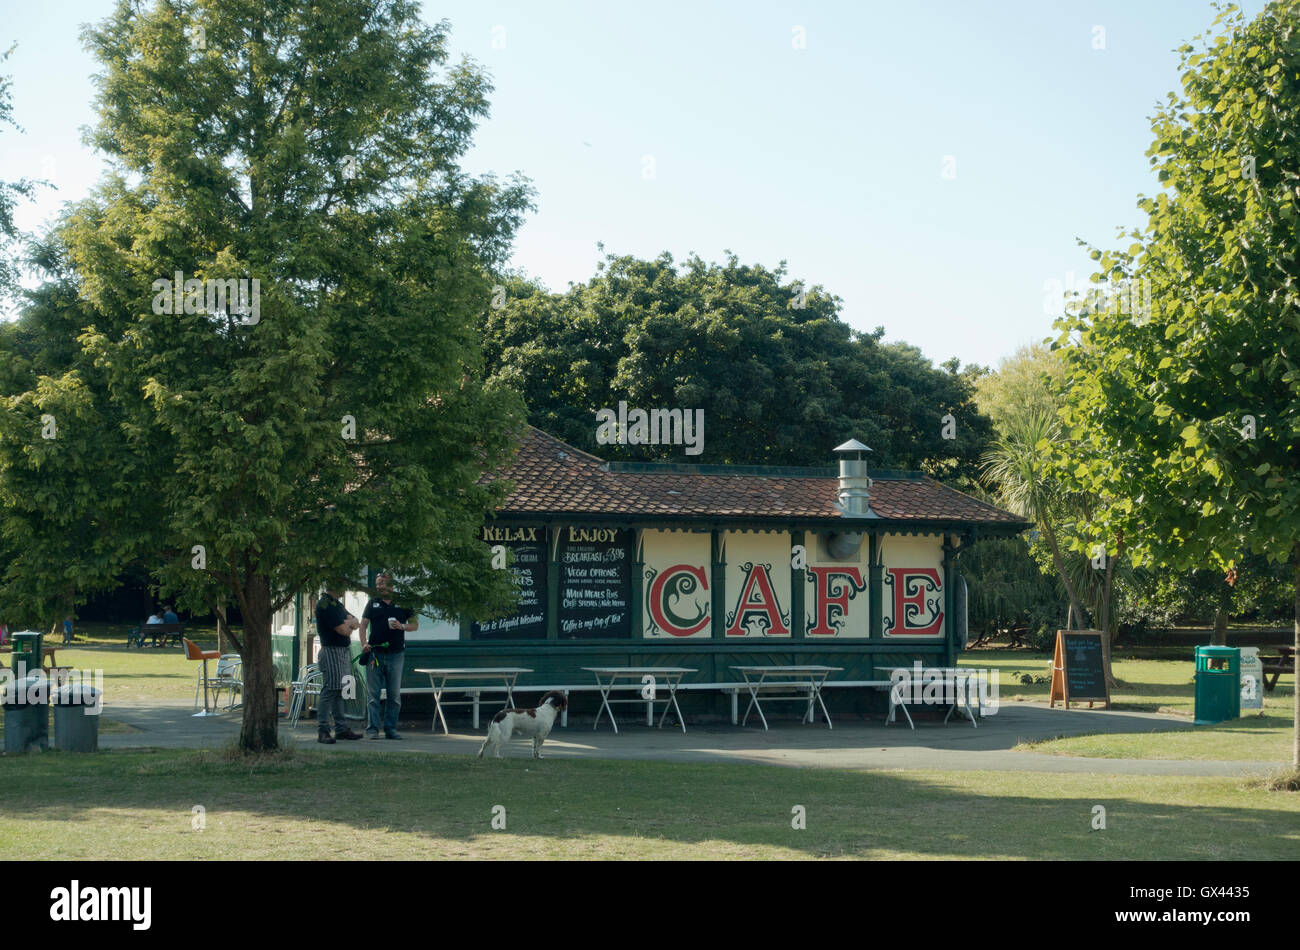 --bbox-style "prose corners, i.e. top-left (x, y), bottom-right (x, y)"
top-left (142, 611), bottom-right (165, 647)
top-left (162, 606), bottom-right (179, 625)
